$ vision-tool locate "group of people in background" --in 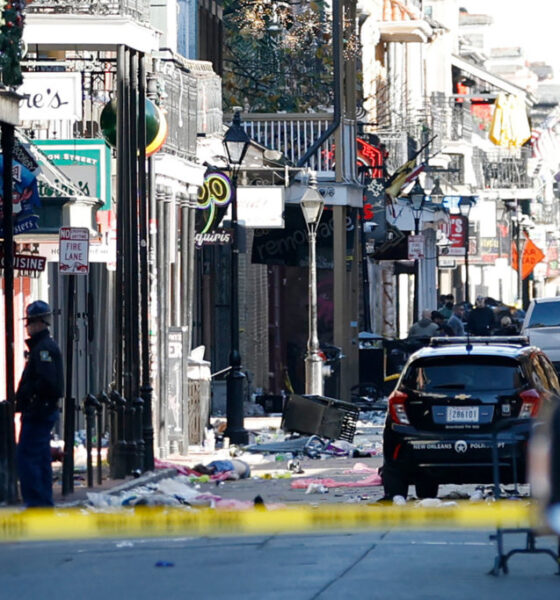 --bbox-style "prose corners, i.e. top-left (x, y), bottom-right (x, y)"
top-left (408, 294), bottom-right (525, 342)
